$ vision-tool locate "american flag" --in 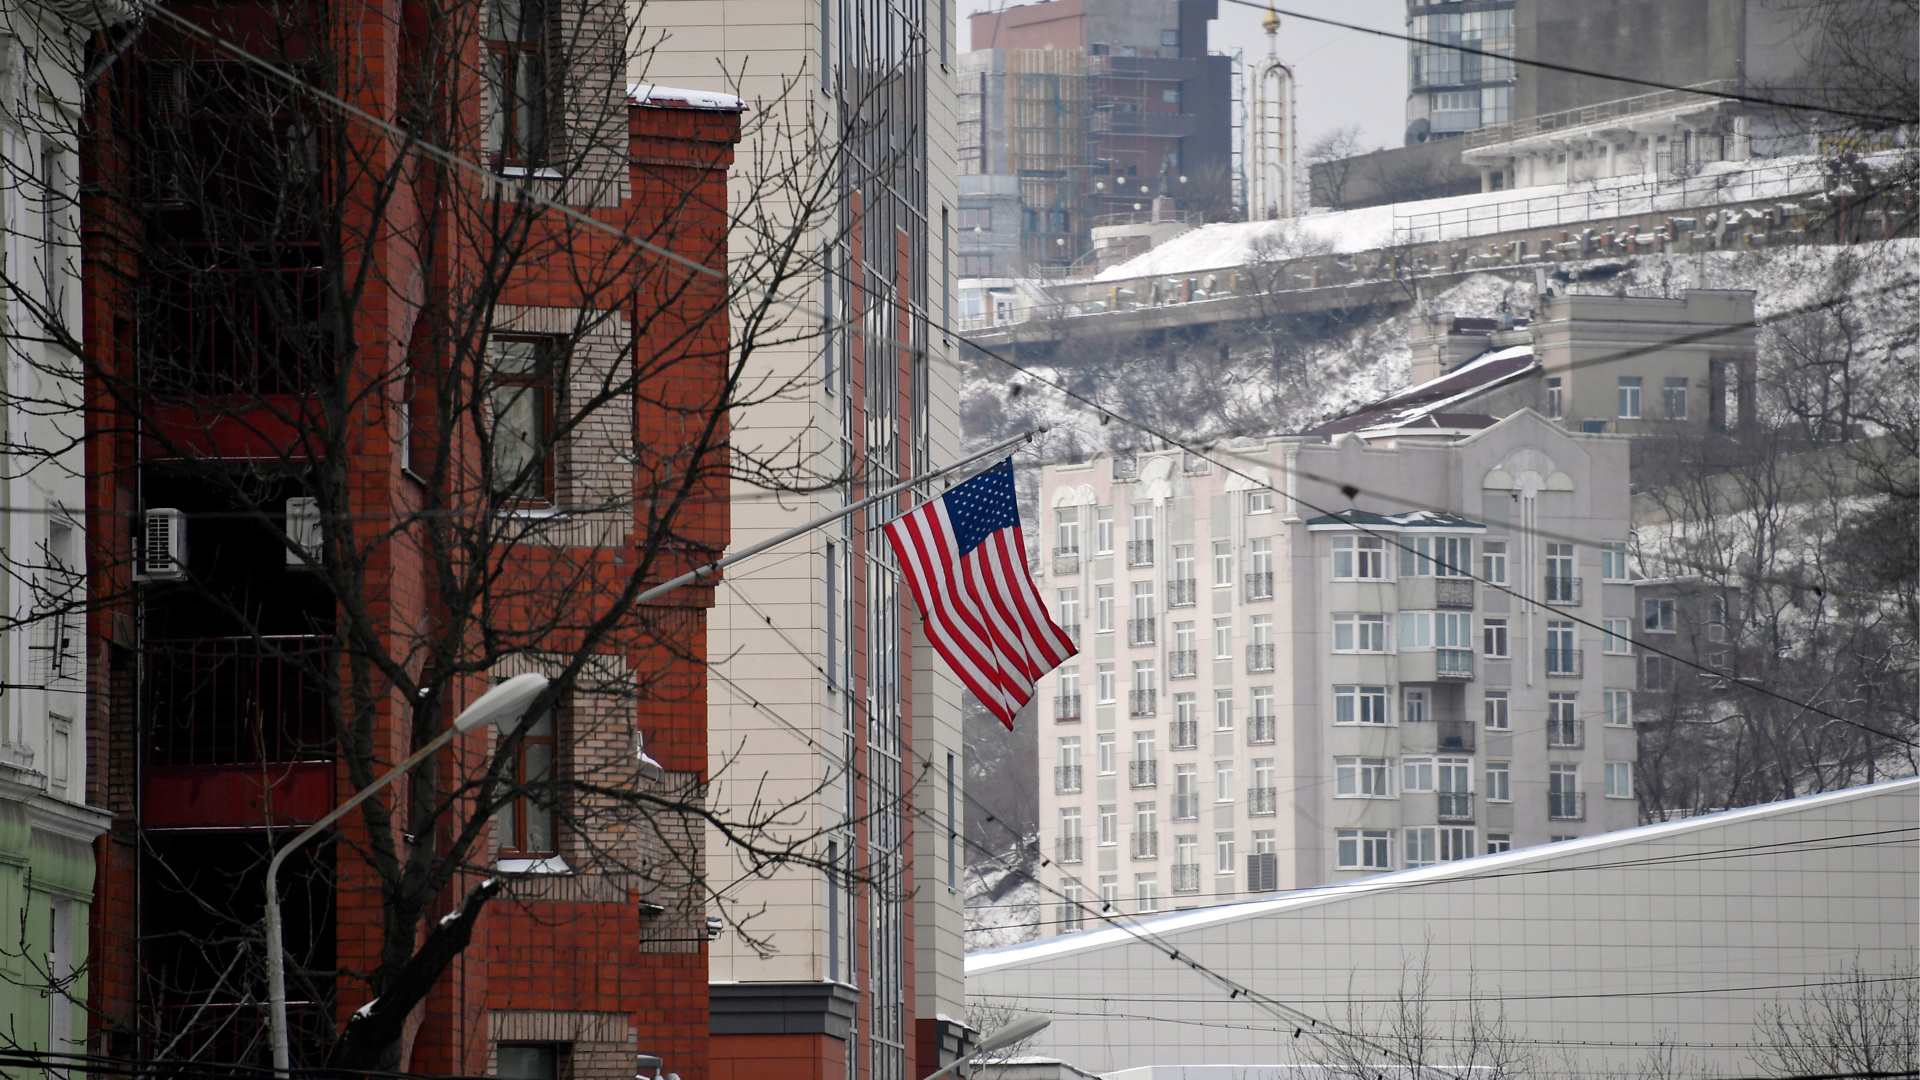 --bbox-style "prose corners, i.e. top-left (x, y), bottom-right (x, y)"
top-left (884, 459), bottom-right (1077, 728)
